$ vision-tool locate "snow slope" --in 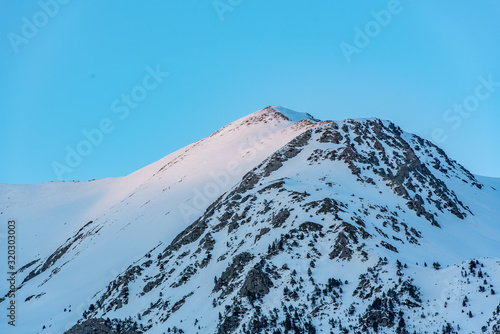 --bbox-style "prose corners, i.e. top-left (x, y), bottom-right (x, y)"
top-left (0, 106), bottom-right (317, 333)
top-left (1, 109), bottom-right (499, 334)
